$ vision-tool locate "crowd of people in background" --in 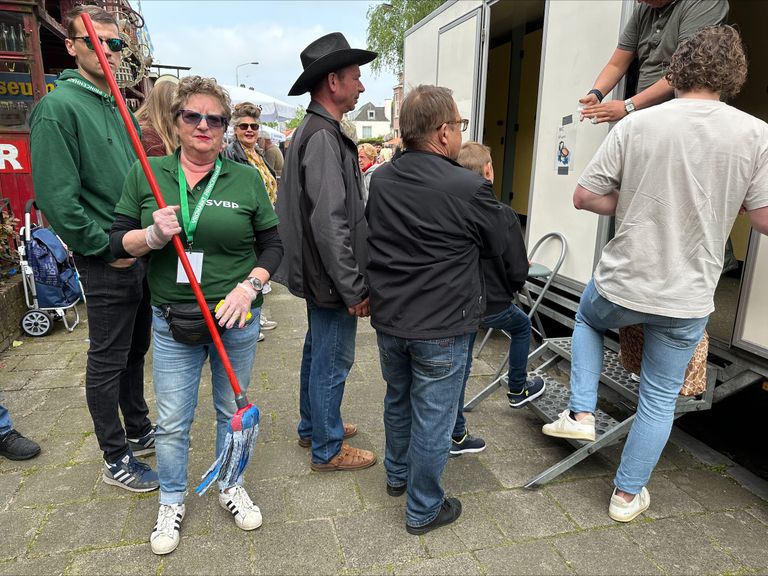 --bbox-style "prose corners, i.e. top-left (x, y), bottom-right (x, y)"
top-left (3, 0), bottom-right (768, 562)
